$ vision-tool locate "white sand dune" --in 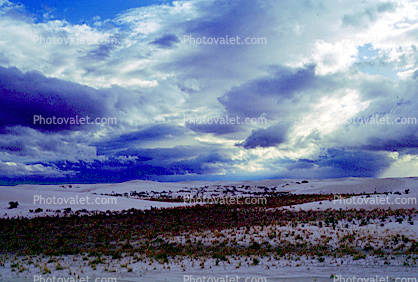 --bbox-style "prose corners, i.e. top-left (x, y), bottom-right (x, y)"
top-left (2, 177), bottom-right (417, 218)
top-left (1, 177), bottom-right (418, 281)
